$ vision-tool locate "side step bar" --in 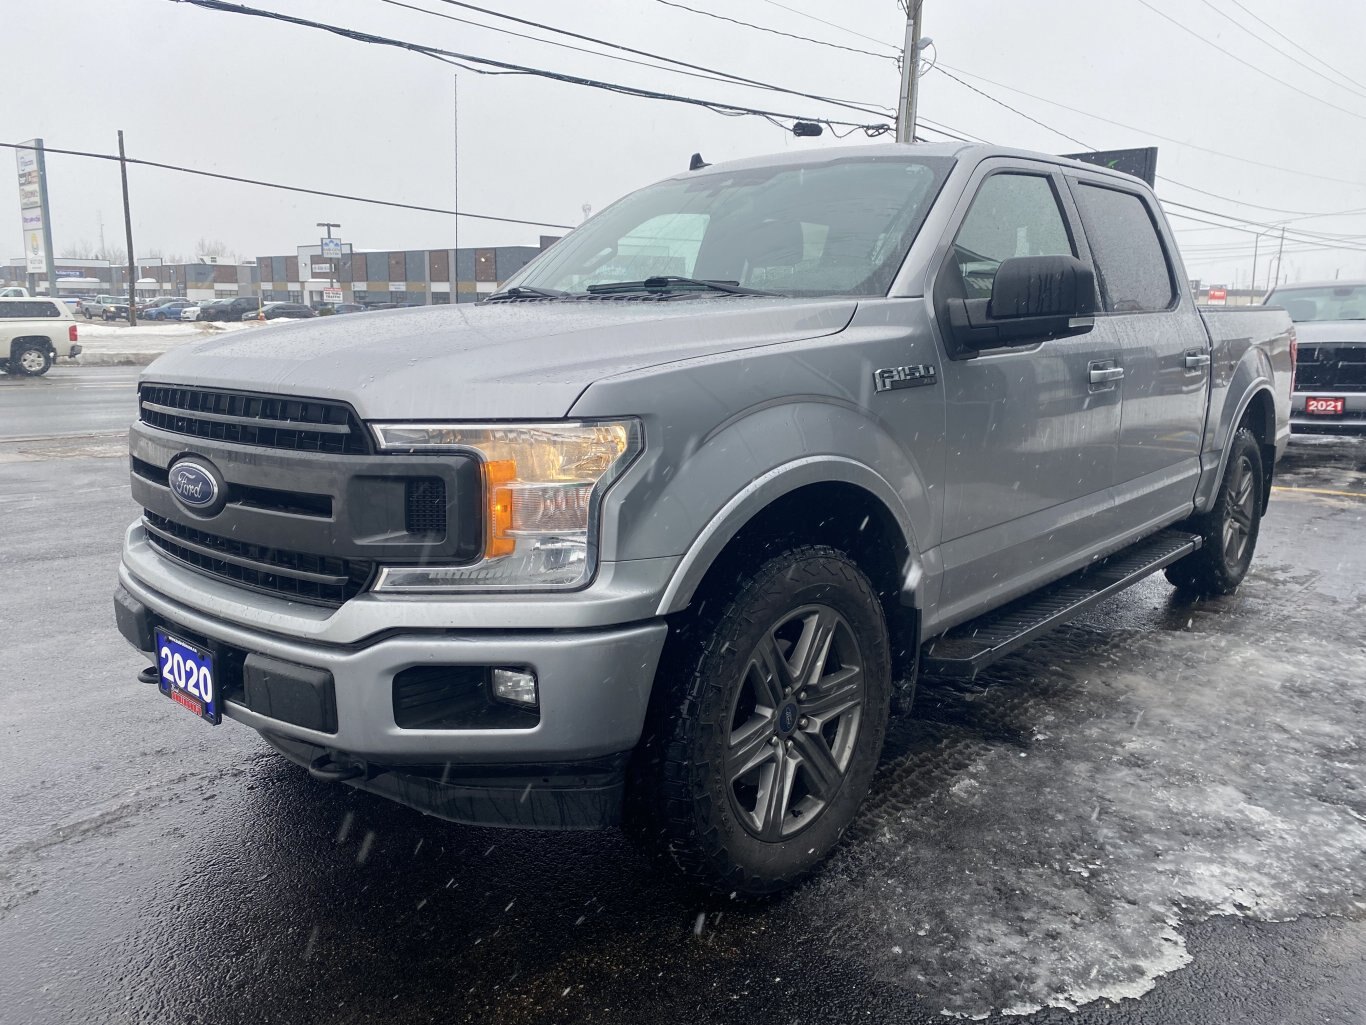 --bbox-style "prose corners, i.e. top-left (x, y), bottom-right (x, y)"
top-left (920, 529), bottom-right (1202, 679)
